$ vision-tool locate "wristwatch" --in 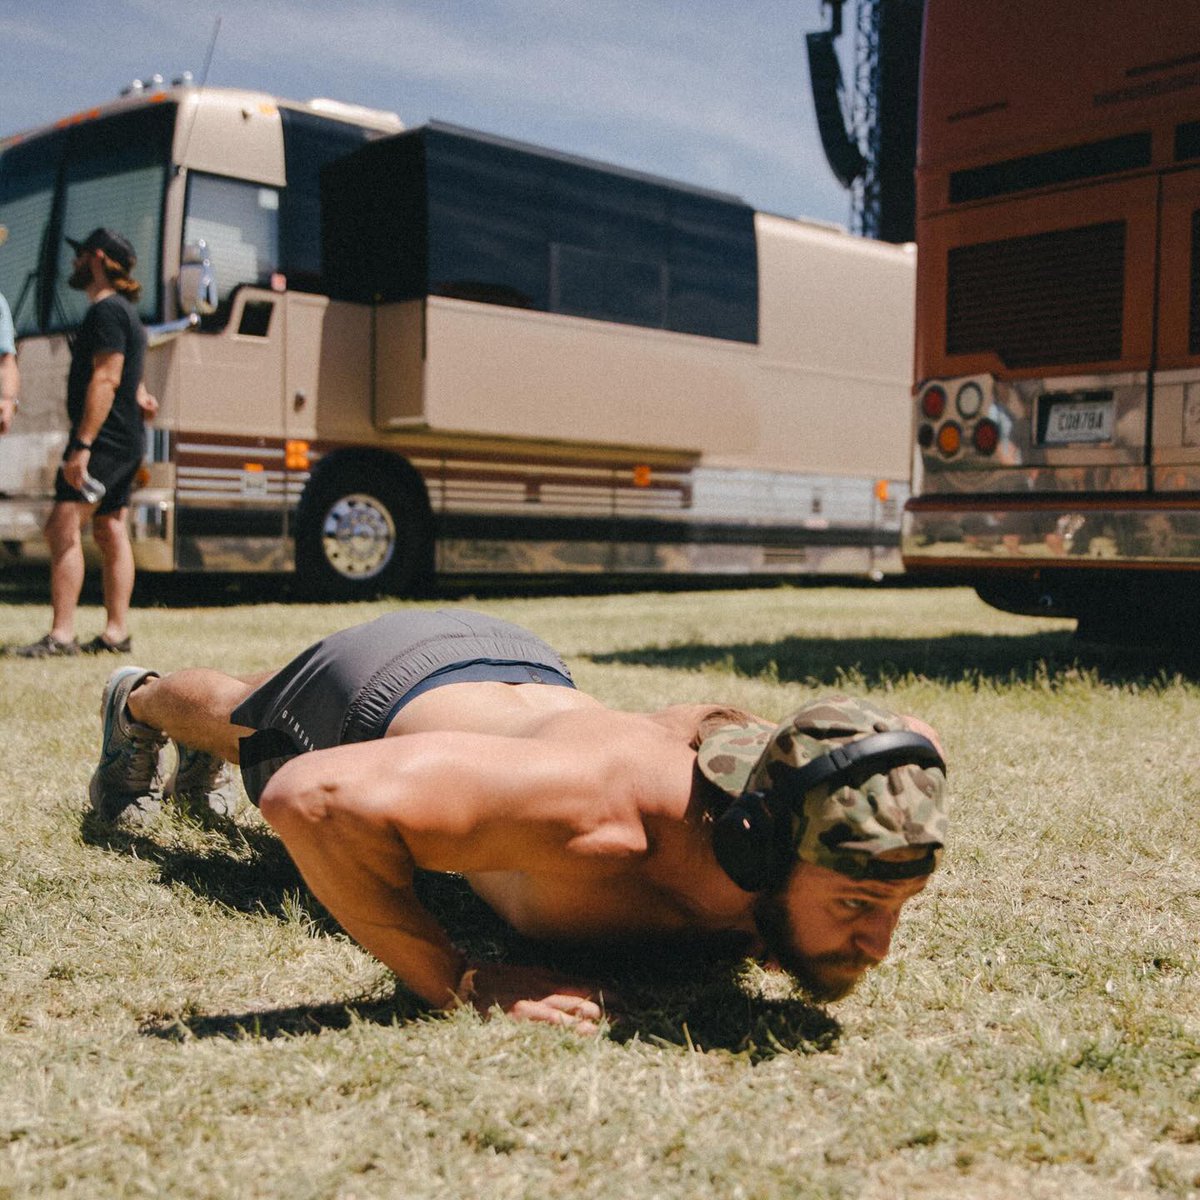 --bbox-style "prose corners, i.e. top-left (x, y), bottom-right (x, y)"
top-left (68, 434), bottom-right (93, 452)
